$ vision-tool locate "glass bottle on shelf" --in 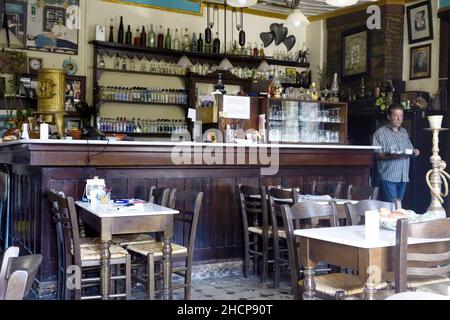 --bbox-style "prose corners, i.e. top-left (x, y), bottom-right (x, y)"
top-left (331, 73), bottom-right (339, 102)
top-left (148, 24), bottom-right (156, 47)
top-left (183, 28), bottom-right (190, 51)
top-left (118, 16), bottom-right (124, 44)
top-left (246, 42), bottom-right (252, 56)
top-left (125, 25), bottom-right (132, 45)
top-left (310, 82), bottom-right (319, 101)
top-left (197, 33), bottom-right (203, 53)
top-left (191, 33), bottom-right (197, 52)
top-left (259, 43), bottom-right (265, 57)
top-left (109, 18), bottom-right (114, 42)
top-left (121, 56), bottom-right (127, 70)
top-left (98, 54), bottom-right (106, 69)
top-left (140, 26), bottom-right (147, 47)
top-left (134, 28), bottom-right (141, 46)
top-left (173, 29), bottom-right (180, 50)
top-left (130, 57), bottom-right (136, 71)
top-left (212, 32), bottom-right (220, 54)
top-left (253, 42), bottom-right (259, 56)
top-left (157, 26), bottom-right (164, 49)
top-left (113, 54), bottom-right (120, 69)
top-left (164, 28), bottom-right (172, 49)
